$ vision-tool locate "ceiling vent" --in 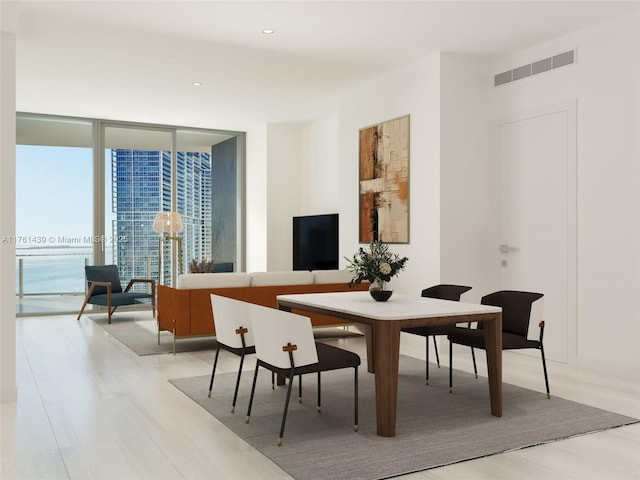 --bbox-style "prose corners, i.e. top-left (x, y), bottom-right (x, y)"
top-left (494, 49), bottom-right (576, 87)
